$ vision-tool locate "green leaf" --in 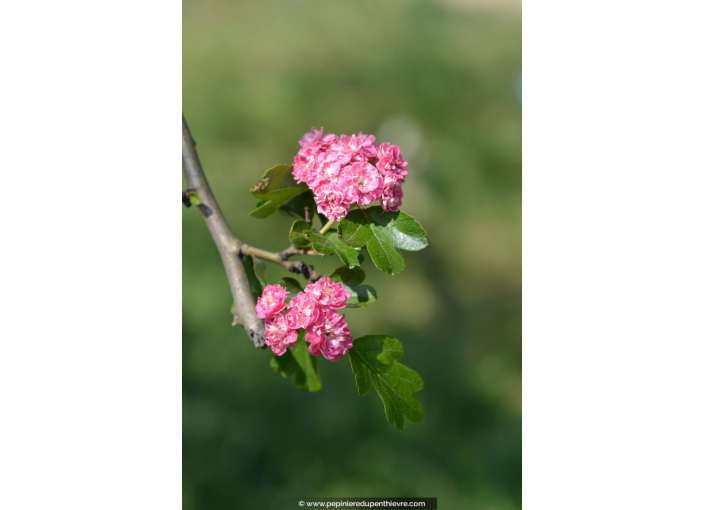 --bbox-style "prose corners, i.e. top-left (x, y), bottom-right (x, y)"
top-left (278, 276), bottom-right (304, 294)
top-left (289, 219), bottom-right (312, 248)
top-left (329, 266), bottom-right (377, 308)
top-left (270, 331), bottom-right (321, 392)
top-left (278, 190), bottom-right (318, 223)
top-left (242, 254), bottom-right (267, 297)
top-left (249, 164), bottom-right (308, 218)
top-left (188, 192), bottom-right (202, 206)
top-left (304, 228), bottom-right (362, 268)
top-left (348, 335), bottom-right (423, 431)
top-left (270, 350), bottom-right (299, 378)
top-left (338, 207), bottom-right (428, 275)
